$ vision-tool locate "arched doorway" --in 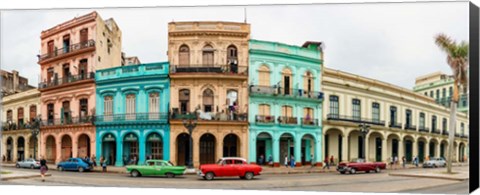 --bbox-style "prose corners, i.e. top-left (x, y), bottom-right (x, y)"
top-left (279, 133), bottom-right (295, 165)
top-left (301, 134), bottom-right (316, 165)
top-left (78, 134), bottom-right (91, 158)
top-left (403, 135), bottom-right (415, 162)
top-left (6, 137), bottom-right (13, 162)
top-left (324, 129), bottom-right (343, 162)
top-left (61, 135), bottom-right (72, 161)
top-left (199, 133), bottom-right (216, 165)
top-left (459, 143), bottom-right (465, 162)
top-left (256, 132), bottom-right (272, 165)
top-left (146, 133), bottom-right (163, 160)
top-left (17, 137), bottom-right (25, 162)
top-left (440, 140), bottom-right (448, 159)
top-left (28, 136), bottom-right (38, 159)
top-left (387, 134), bottom-right (400, 160)
top-left (176, 133), bottom-right (191, 166)
top-left (123, 133), bottom-right (139, 165)
top-left (46, 135), bottom-right (56, 163)
top-left (102, 133), bottom-right (116, 165)
top-left (348, 130), bottom-right (363, 160)
top-left (368, 132), bottom-right (384, 162)
top-left (223, 134), bottom-right (239, 157)
top-left (429, 139), bottom-right (438, 158)
top-left (417, 137), bottom-right (427, 163)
